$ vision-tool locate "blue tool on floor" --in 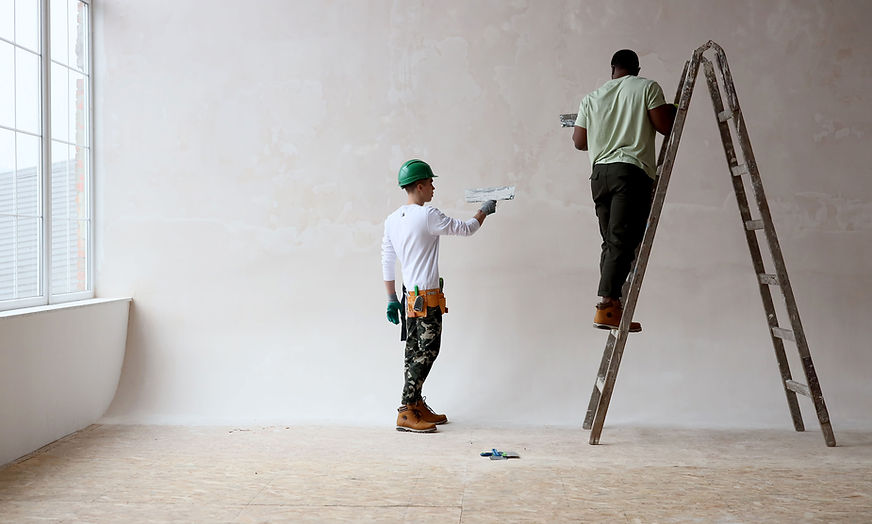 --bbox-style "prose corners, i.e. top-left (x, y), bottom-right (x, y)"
top-left (480, 448), bottom-right (520, 460)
